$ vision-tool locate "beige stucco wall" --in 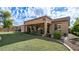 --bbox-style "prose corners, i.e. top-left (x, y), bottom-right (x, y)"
top-left (61, 21), bottom-right (69, 34)
top-left (50, 21), bottom-right (69, 34)
top-left (45, 17), bottom-right (52, 24)
top-left (22, 16), bottom-right (69, 35)
top-left (24, 16), bottom-right (52, 25)
top-left (25, 18), bottom-right (44, 25)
